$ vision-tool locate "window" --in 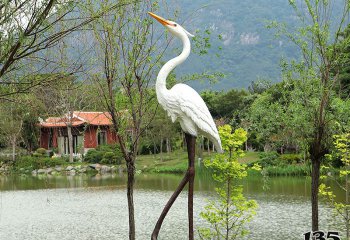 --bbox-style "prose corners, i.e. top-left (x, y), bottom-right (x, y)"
top-left (97, 131), bottom-right (107, 145)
